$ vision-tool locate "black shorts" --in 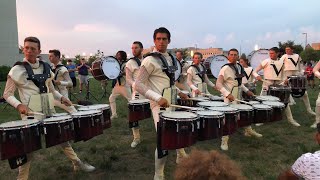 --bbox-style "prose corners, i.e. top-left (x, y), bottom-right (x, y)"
top-left (307, 75), bottom-right (314, 80)
top-left (71, 77), bottom-right (77, 87)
